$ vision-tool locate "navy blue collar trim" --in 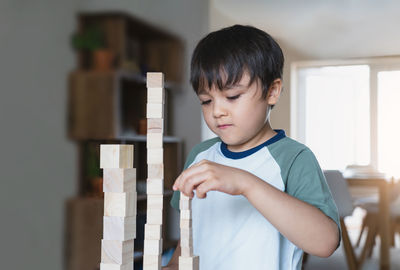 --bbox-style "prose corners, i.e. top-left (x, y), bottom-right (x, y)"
top-left (220, 129), bottom-right (286, 159)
